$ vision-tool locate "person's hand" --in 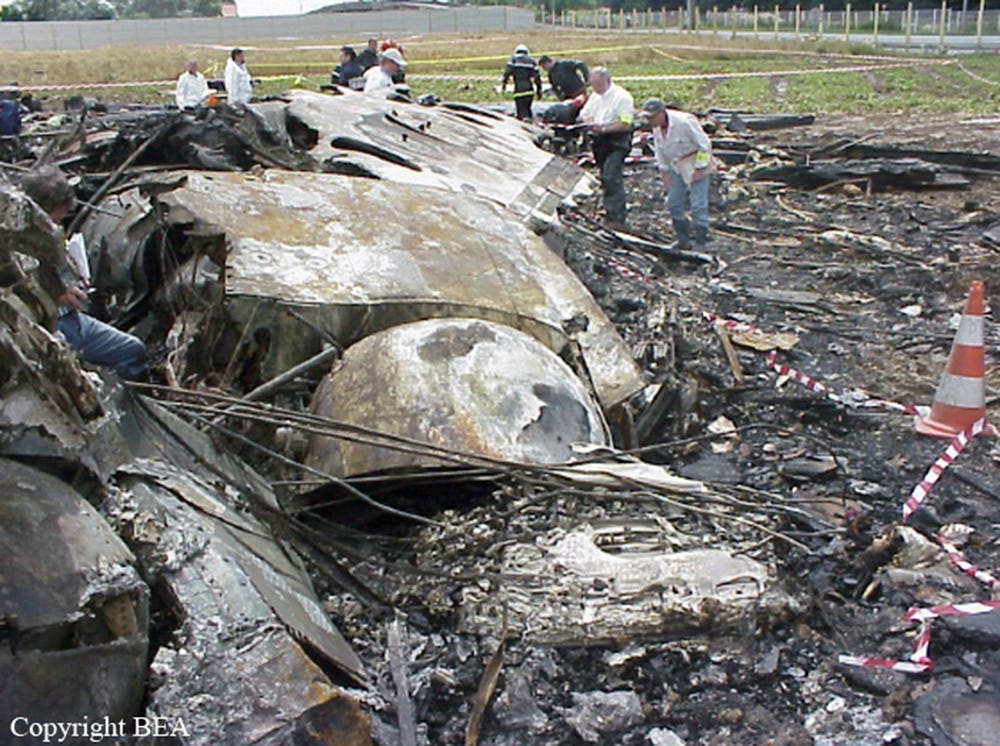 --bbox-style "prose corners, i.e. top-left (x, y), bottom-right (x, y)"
top-left (691, 167), bottom-right (709, 183)
top-left (58, 286), bottom-right (86, 311)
